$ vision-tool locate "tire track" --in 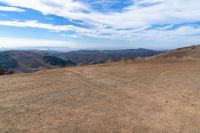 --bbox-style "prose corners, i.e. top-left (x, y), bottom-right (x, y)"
top-left (66, 69), bottom-right (131, 105)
